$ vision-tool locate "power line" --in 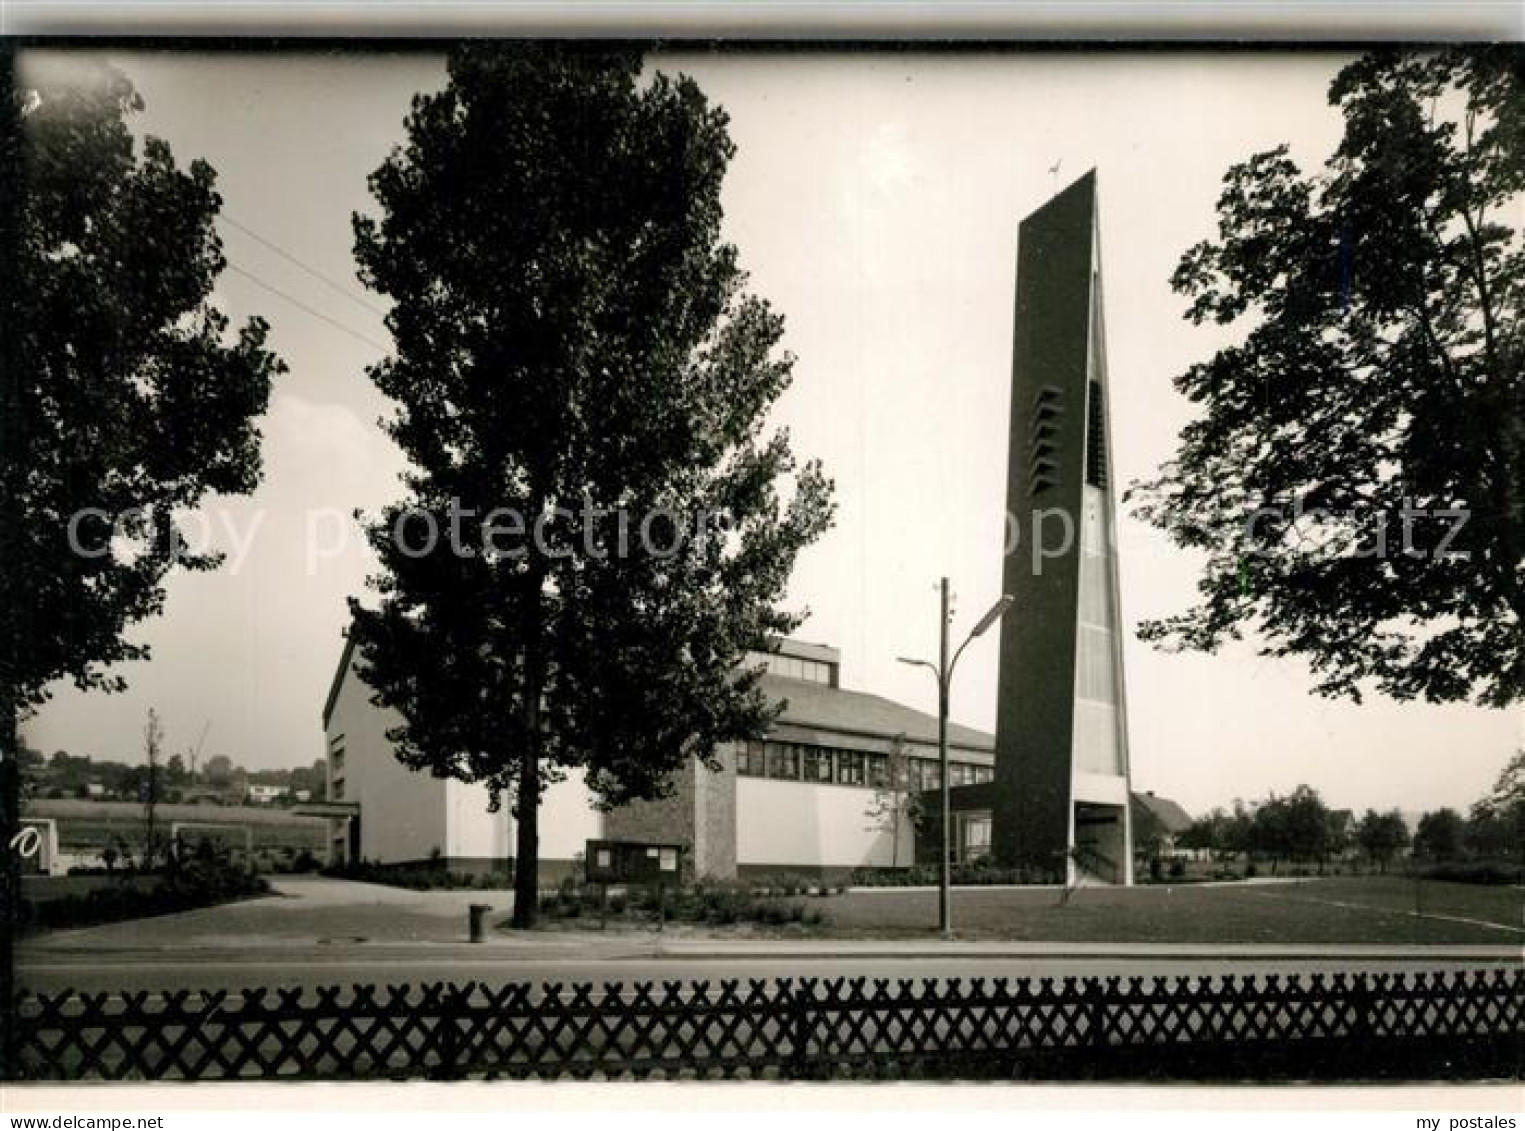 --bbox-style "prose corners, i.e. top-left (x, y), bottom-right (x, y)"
top-left (221, 213), bottom-right (388, 319)
top-left (224, 262), bottom-right (390, 353)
